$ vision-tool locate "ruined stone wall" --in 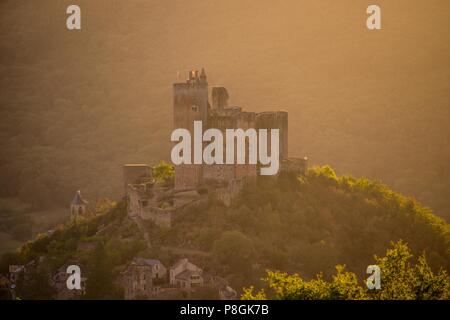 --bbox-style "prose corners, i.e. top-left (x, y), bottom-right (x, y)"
top-left (280, 157), bottom-right (308, 176)
top-left (127, 181), bottom-right (173, 227)
top-left (207, 112), bottom-right (238, 131)
top-left (123, 164), bottom-right (152, 195)
top-left (127, 185), bottom-right (142, 218)
top-left (203, 164), bottom-right (236, 182)
top-left (141, 207), bottom-right (172, 228)
top-left (152, 208), bottom-right (172, 228)
top-left (174, 165), bottom-right (203, 190)
top-left (216, 178), bottom-right (247, 206)
top-left (235, 164), bottom-right (257, 179)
